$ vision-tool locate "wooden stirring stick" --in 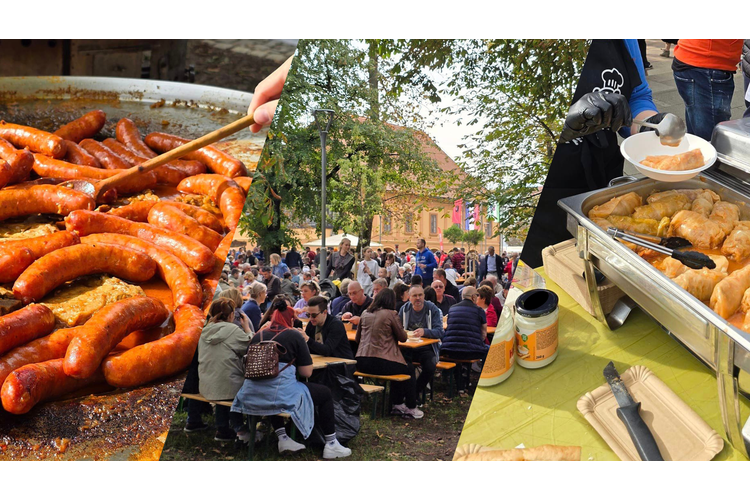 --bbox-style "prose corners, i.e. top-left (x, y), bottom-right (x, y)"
top-left (63, 114), bottom-right (255, 202)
